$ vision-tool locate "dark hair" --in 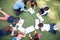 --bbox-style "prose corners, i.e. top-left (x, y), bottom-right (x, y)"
top-left (5, 26), bottom-right (12, 35)
top-left (14, 17), bottom-right (20, 23)
top-left (39, 8), bottom-right (44, 14)
top-left (32, 34), bottom-right (39, 40)
top-left (5, 26), bottom-right (12, 32)
top-left (38, 23), bottom-right (43, 28)
top-left (44, 7), bottom-right (49, 11)
top-left (14, 31), bottom-right (18, 37)
top-left (12, 17), bottom-right (20, 27)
